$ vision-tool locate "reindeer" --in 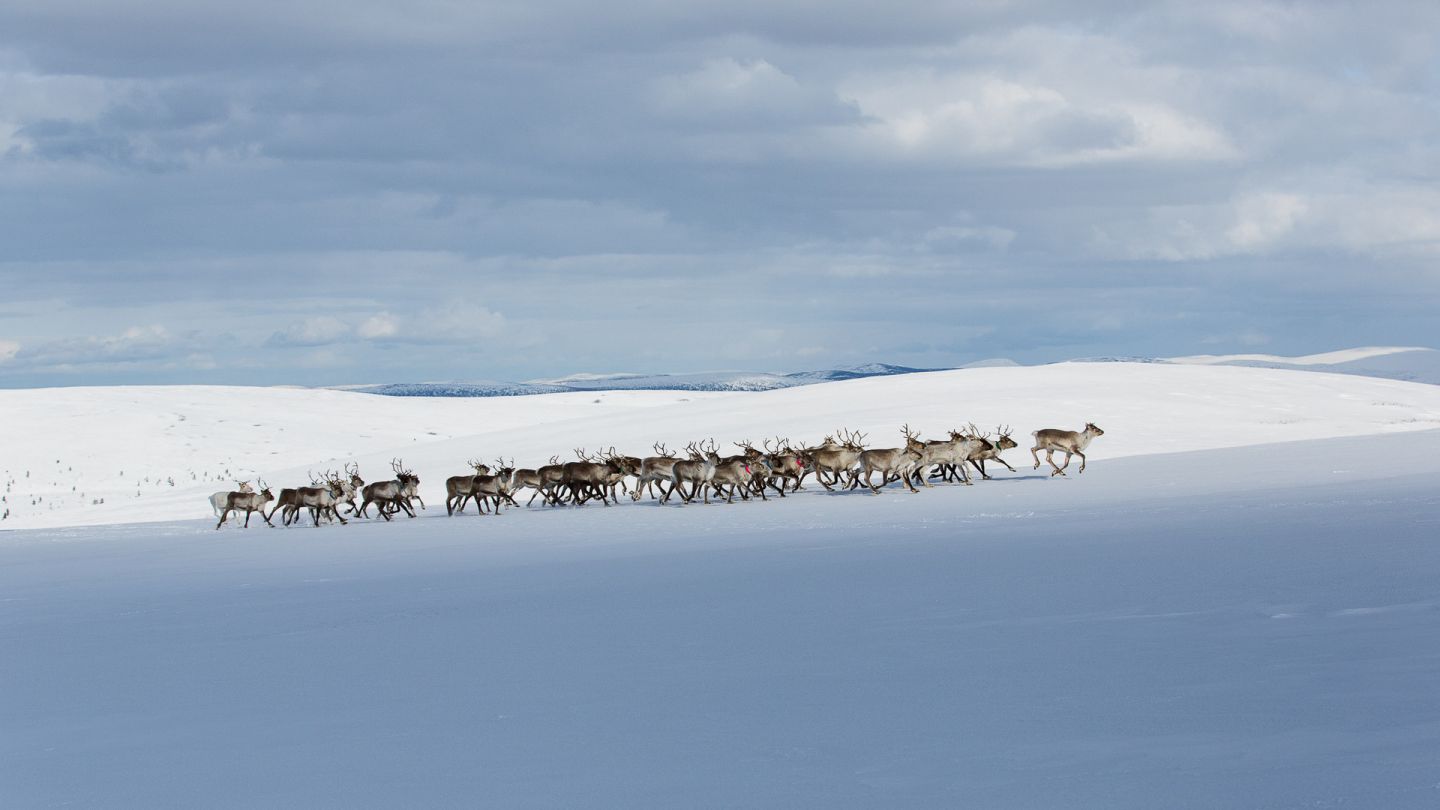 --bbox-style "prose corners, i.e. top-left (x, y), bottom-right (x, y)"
top-left (969, 425), bottom-right (1019, 479)
top-left (855, 425), bottom-right (927, 494)
top-left (710, 452), bottom-right (768, 504)
top-left (664, 440), bottom-right (721, 505)
top-left (809, 429), bottom-right (866, 491)
top-left (909, 430), bottom-right (970, 488)
top-left (1031, 423), bottom-right (1105, 476)
top-left (632, 443), bottom-right (680, 502)
top-left (561, 448), bottom-right (622, 506)
top-left (758, 438), bottom-right (807, 496)
top-left (215, 479), bottom-right (275, 529)
top-left (471, 458), bottom-right (519, 515)
top-left (527, 455), bottom-right (569, 507)
top-left (399, 468), bottom-right (424, 511)
top-left (359, 459), bottom-right (418, 519)
top-left (508, 464), bottom-right (546, 506)
top-left (276, 470), bottom-right (330, 525)
top-left (445, 459), bottom-right (491, 516)
top-left (335, 462), bottom-right (364, 514)
top-left (295, 471), bottom-right (348, 527)
top-left (266, 486), bottom-right (301, 525)
top-left (208, 480), bottom-right (252, 518)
